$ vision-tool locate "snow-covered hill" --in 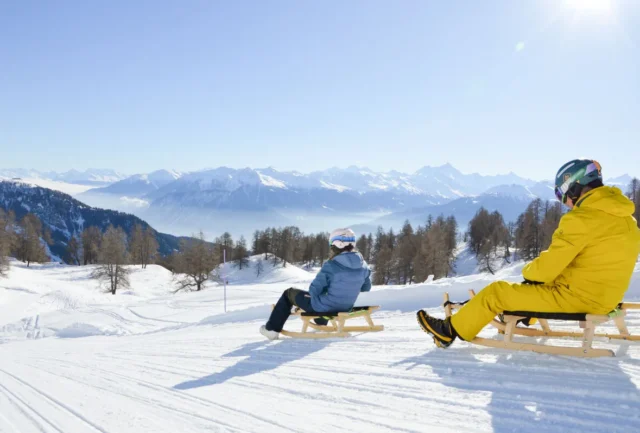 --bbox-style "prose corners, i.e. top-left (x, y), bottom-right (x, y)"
top-left (0, 169), bottom-right (128, 197)
top-left (0, 168), bottom-right (127, 186)
top-left (1, 256), bottom-right (640, 432)
top-left (0, 181), bottom-right (183, 260)
top-left (81, 169), bottom-right (182, 197)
